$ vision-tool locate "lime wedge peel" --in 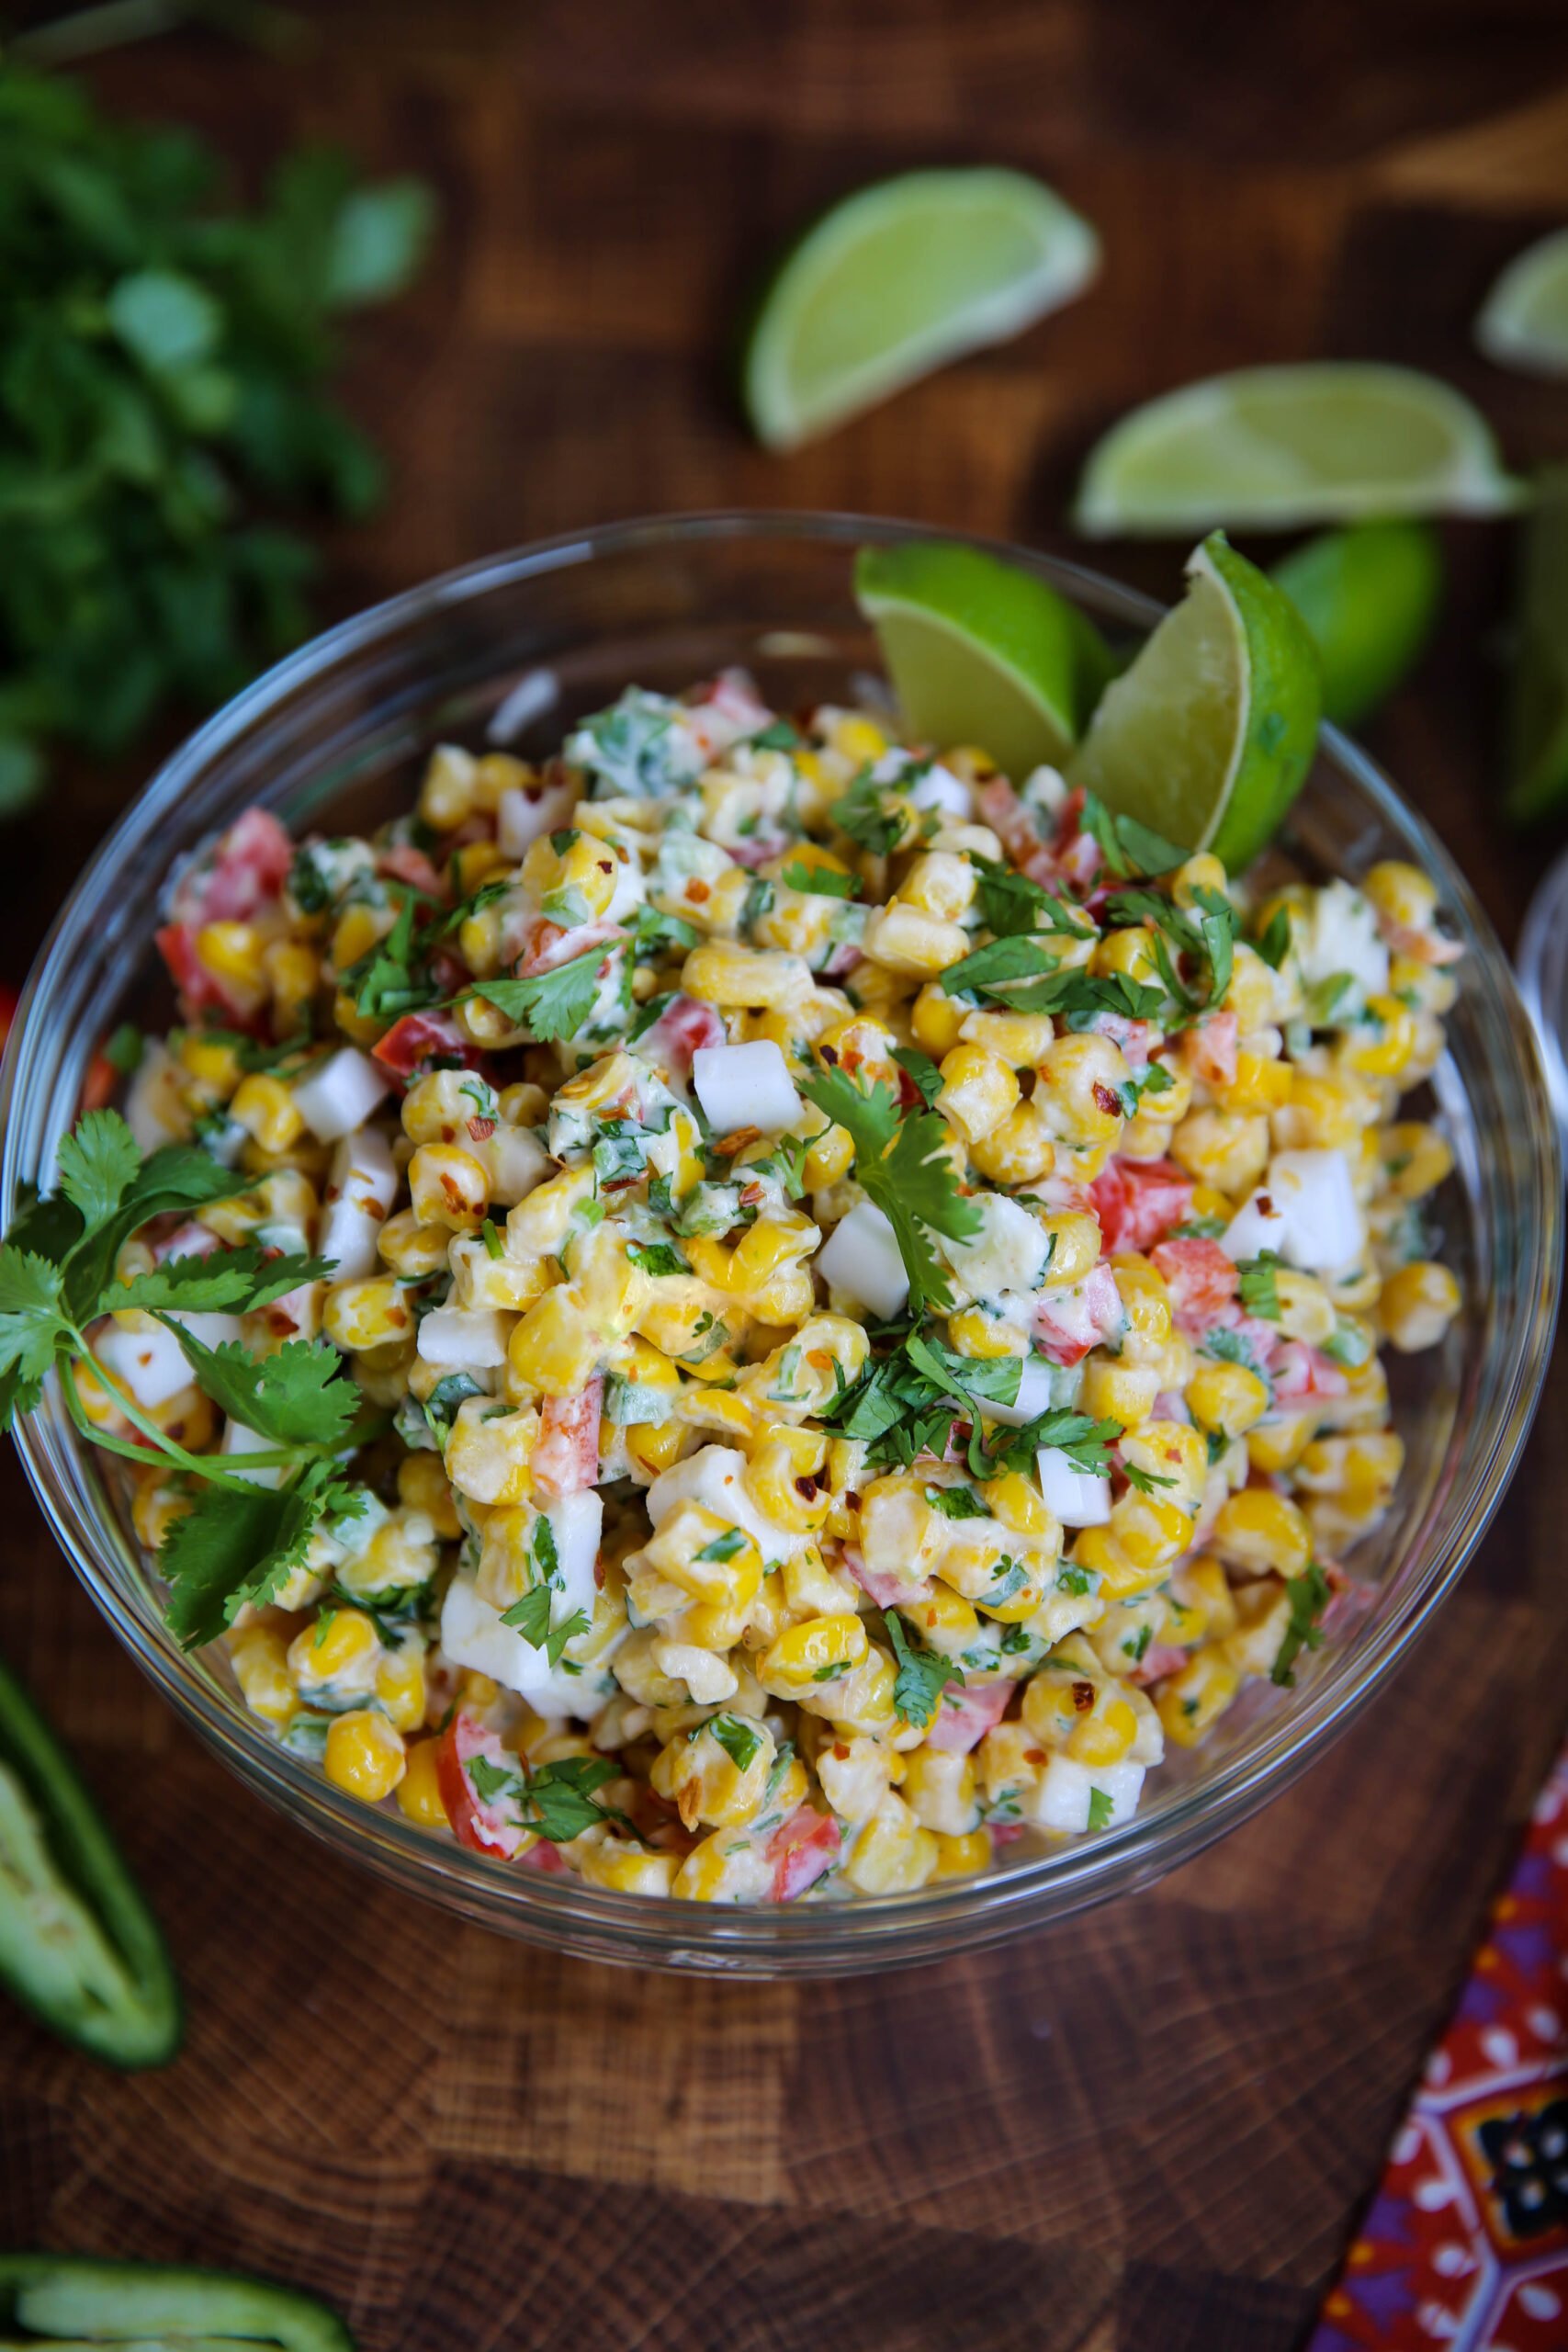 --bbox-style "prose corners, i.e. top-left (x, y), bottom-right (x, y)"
top-left (854, 539), bottom-right (1114, 781)
top-left (1270, 520), bottom-right (1443, 729)
top-left (1508, 467), bottom-right (1568, 824)
top-left (1478, 228), bottom-right (1568, 379)
top-left (1069, 532), bottom-right (1322, 872)
top-left (1074, 363), bottom-right (1525, 537)
top-left (742, 168), bottom-right (1100, 453)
